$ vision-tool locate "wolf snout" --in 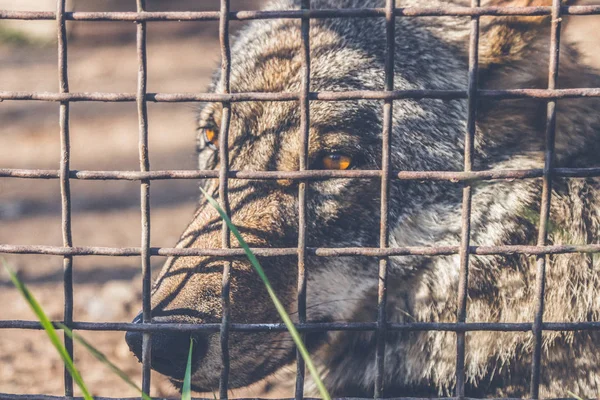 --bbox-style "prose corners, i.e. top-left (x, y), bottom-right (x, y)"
top-left (125, 313), bottom-right (208, 380)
